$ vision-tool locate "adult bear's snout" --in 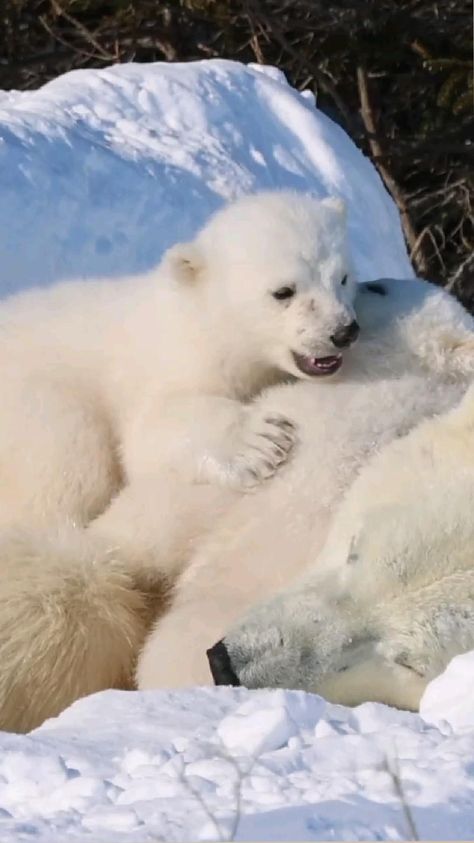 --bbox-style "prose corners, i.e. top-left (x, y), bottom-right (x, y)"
top-left (330, 320), bottom-right (360, 348)
top-left (206, 640), bottom-right (241, 686)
